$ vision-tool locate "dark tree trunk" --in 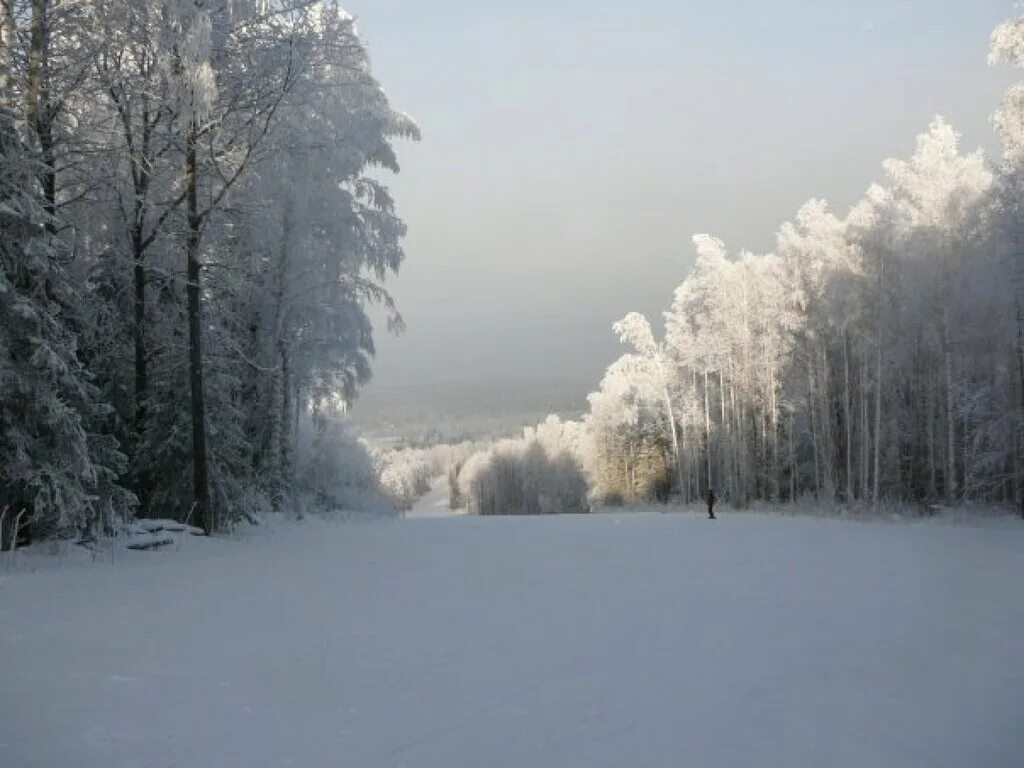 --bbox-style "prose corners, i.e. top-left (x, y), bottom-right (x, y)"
top-left (25, 0), bottom-right (45, 129)
top-left (185, 120), bottom-right (211, 533)
top-left (38, 117), bottom-right (54, 221)
top-left (26, 0), bottom-right (54, 227)
top-left (133, 242), bottom-right (147, 429)
top-left (0, 0), bottom-right (13, 106)
top-left (279, 342), bottom-right (292, 505)
top-left (132, 233), bottom-right (150, 511)
top-left (132, 107), bottom-right (153, 441)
